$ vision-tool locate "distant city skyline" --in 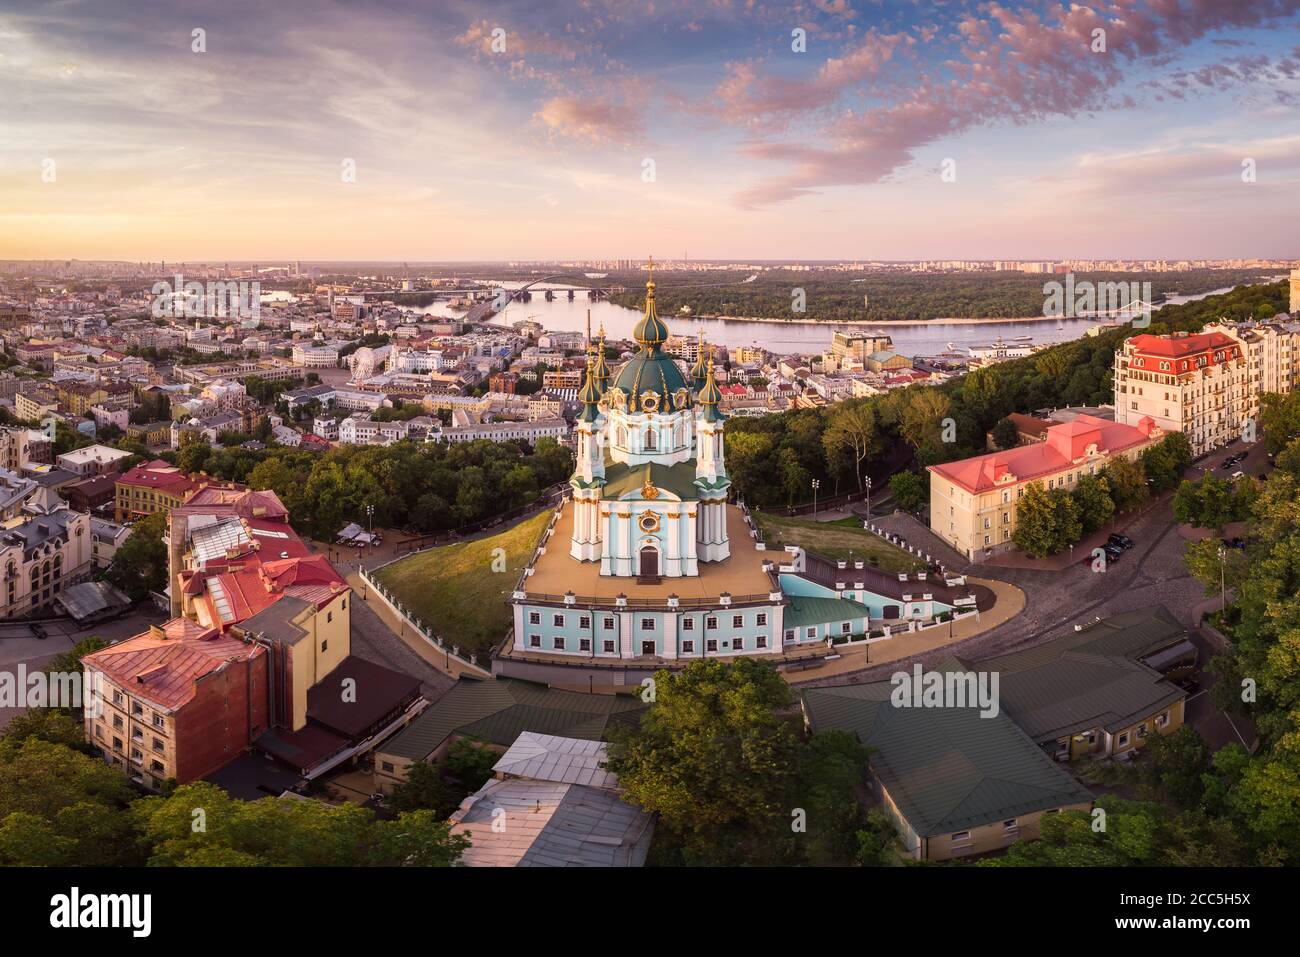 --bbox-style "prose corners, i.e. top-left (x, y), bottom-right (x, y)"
top-left (3, 0), bottom-right (1299, 261)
